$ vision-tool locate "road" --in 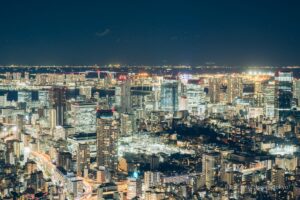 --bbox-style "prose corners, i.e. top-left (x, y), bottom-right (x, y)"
top-left (30, 151), bottom-right (94, 200)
